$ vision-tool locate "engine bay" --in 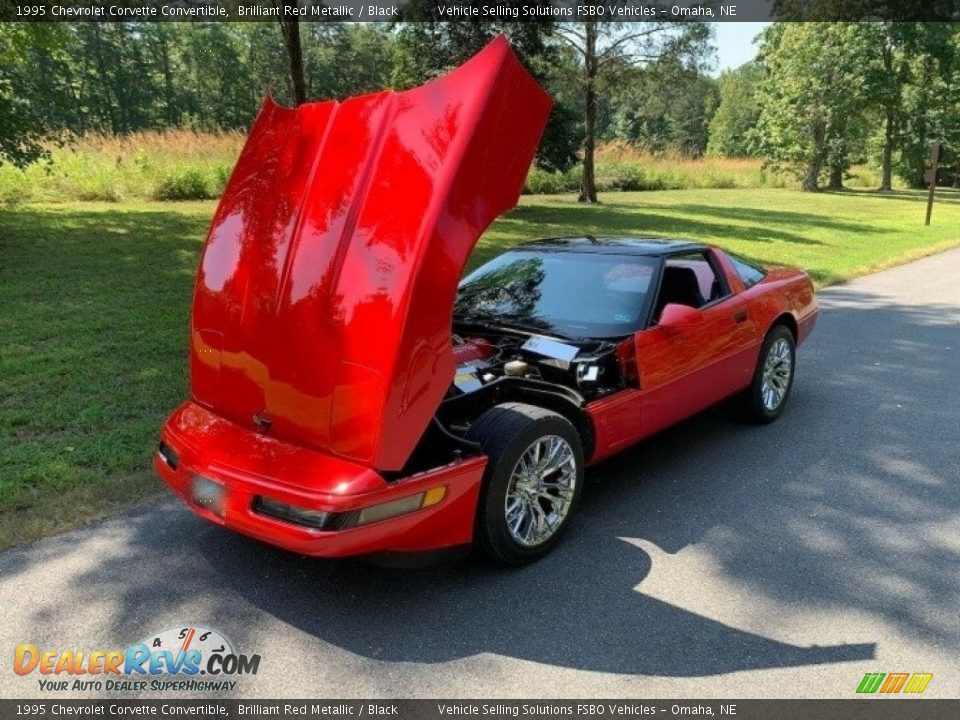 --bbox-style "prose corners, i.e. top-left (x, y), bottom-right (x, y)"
top-left (392, 324), bottom-right (638, 478)
top-left (448, 327), bottom-right (628, 402)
